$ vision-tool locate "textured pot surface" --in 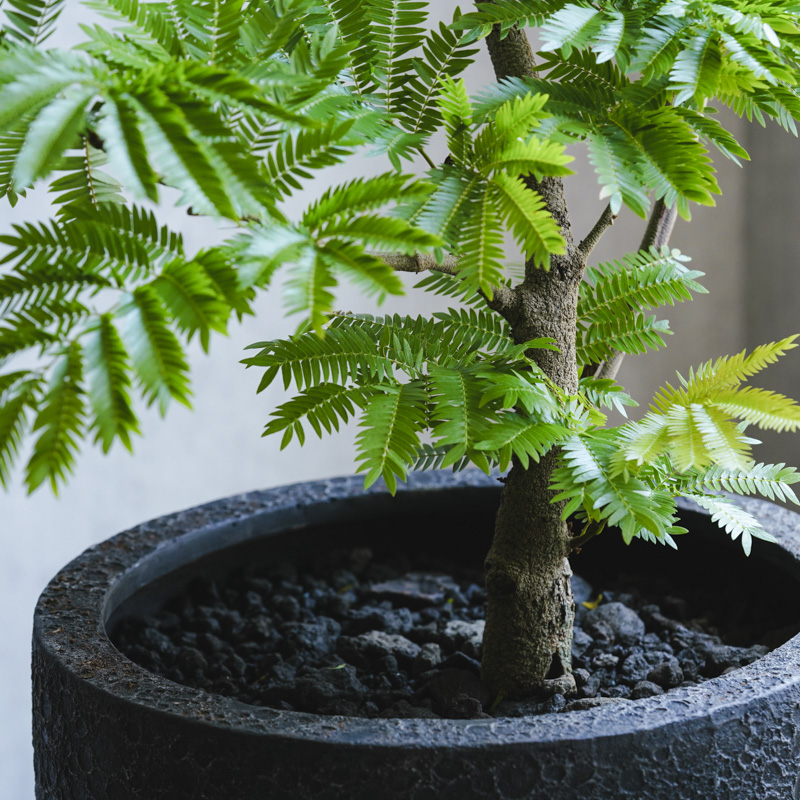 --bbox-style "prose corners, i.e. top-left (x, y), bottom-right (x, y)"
top-left (33, 472), bottom-right (800, 800)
